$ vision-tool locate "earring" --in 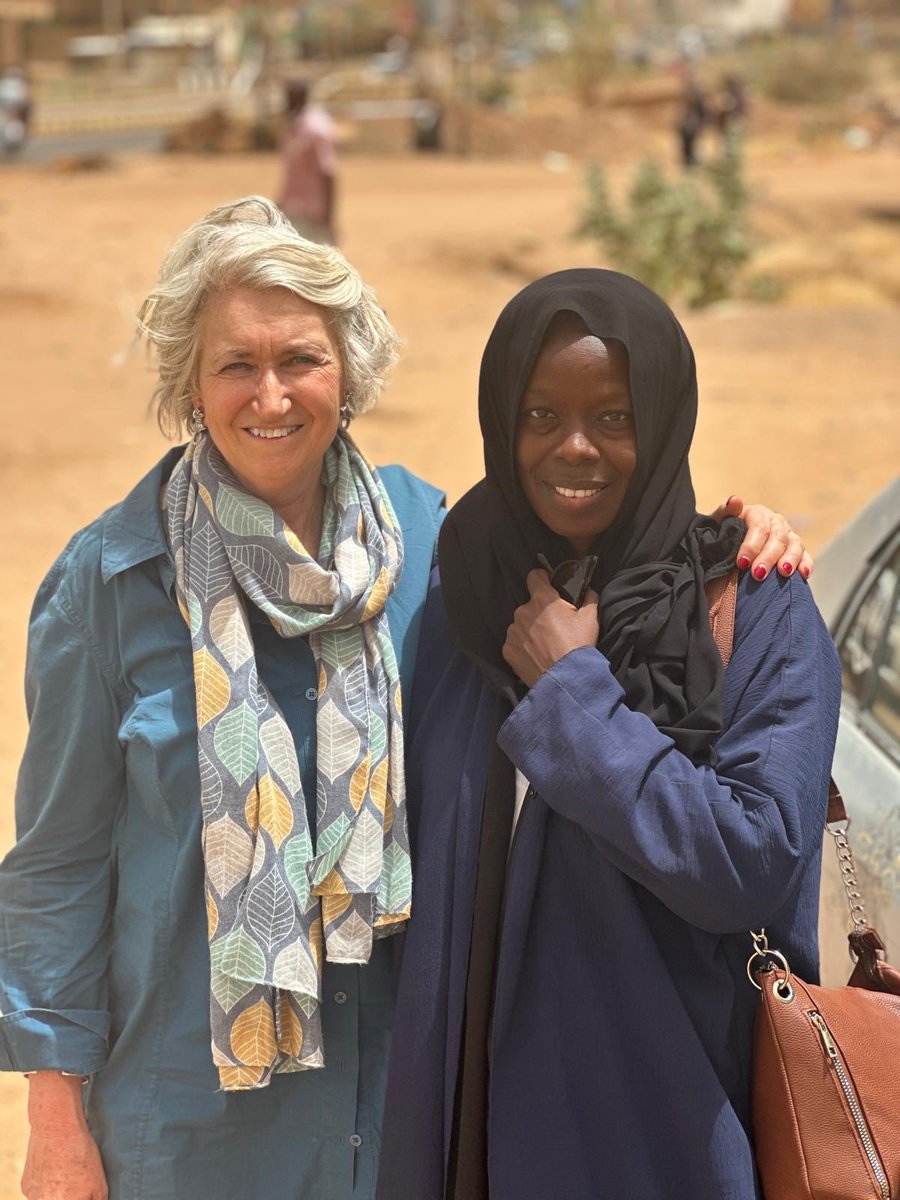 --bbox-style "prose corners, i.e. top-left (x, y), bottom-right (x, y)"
top-left (340, 401), bottom-right (352, 431)
top-left (190, 407), bottom-right (206, 437)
